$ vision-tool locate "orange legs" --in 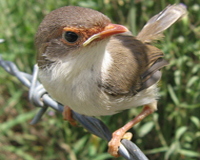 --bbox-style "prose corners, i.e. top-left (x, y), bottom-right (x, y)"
top-left (62, 105), bottom-right (77, 126)
top-left (108, 101), bottom-right (157, 157)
